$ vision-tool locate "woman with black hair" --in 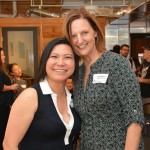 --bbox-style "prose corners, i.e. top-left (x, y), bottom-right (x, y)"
top-left (3, 38), bottom-right (81, 150)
